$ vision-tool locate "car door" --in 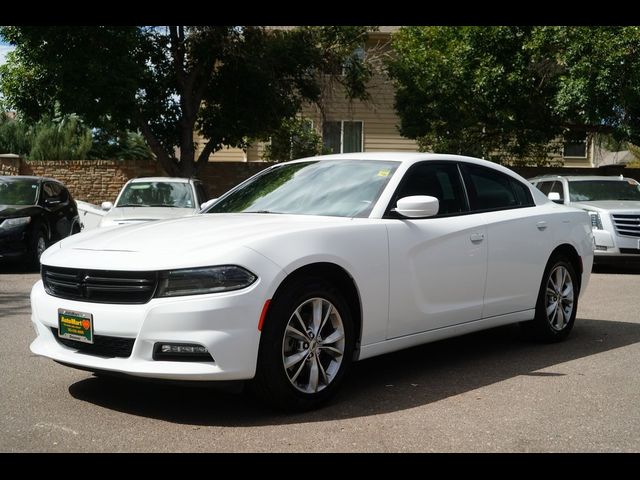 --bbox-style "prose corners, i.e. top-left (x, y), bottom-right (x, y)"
top-left (385, 162), bottom-right (488, 339)
top-left (460, 164), bottom-right (552, 318)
